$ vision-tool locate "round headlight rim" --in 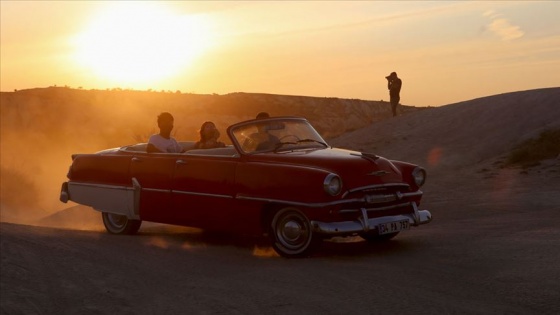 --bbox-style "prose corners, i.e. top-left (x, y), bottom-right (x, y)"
top-left (412, 167), bottom-right (426, 187)
top-left (323, 173), bottom-right (342, 196)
